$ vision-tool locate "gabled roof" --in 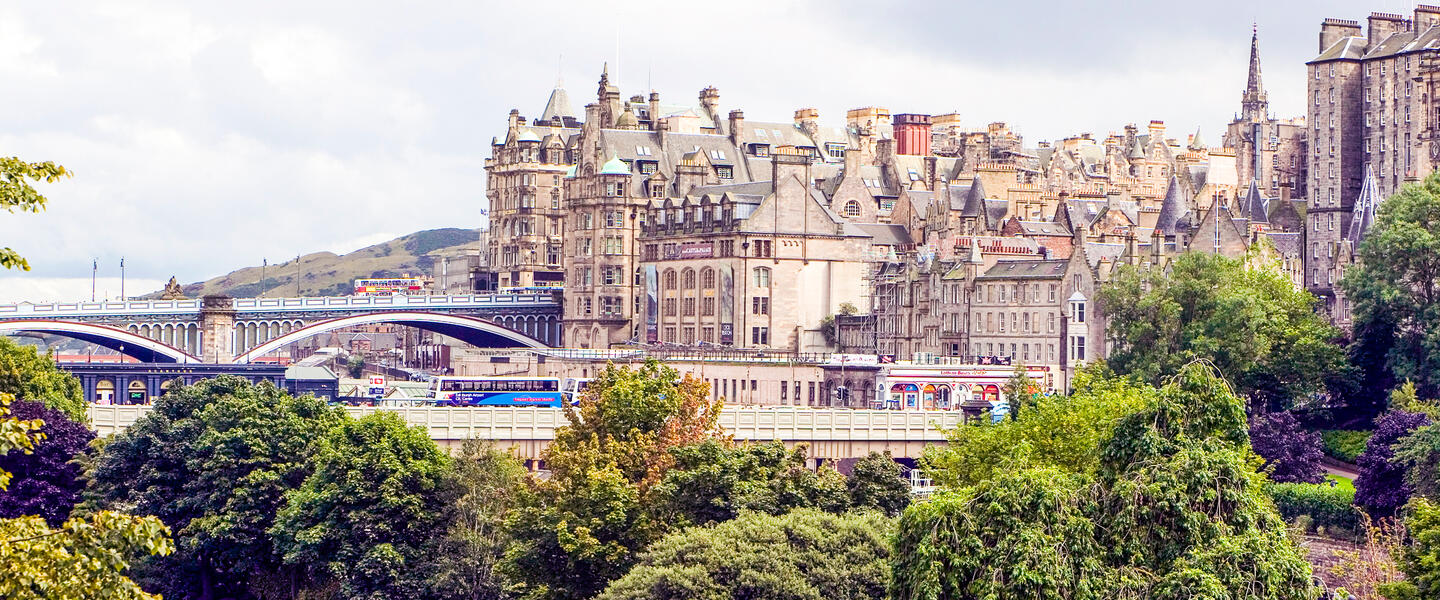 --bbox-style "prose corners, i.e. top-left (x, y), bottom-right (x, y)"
top-left (960, 177), bottom-right (987, 217)
top-left (976, 259), bottom-right (1068, 280)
